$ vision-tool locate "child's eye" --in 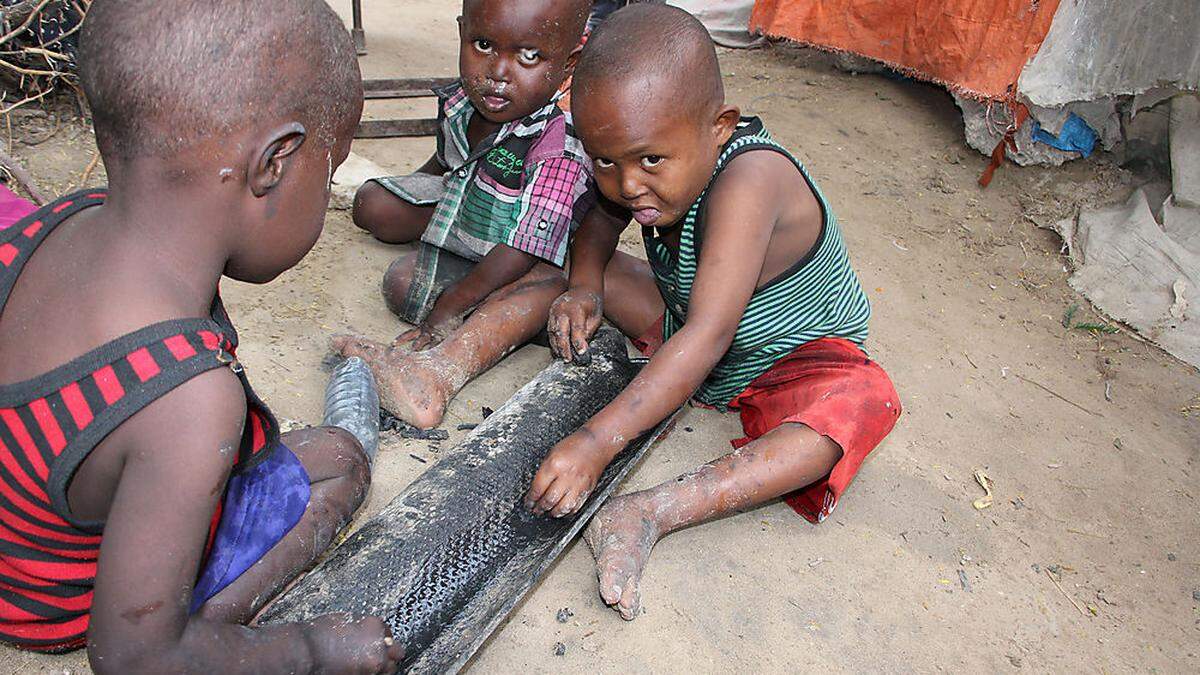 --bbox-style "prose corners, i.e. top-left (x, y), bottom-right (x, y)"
top-left (594, 158), bottom-right (614, 169)
top-left (517, 48), bottom-right (541, 65)
top-left (473, 39), bottom-right (493, 54)
top-left (641, 155), bottom-right (663, 168)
